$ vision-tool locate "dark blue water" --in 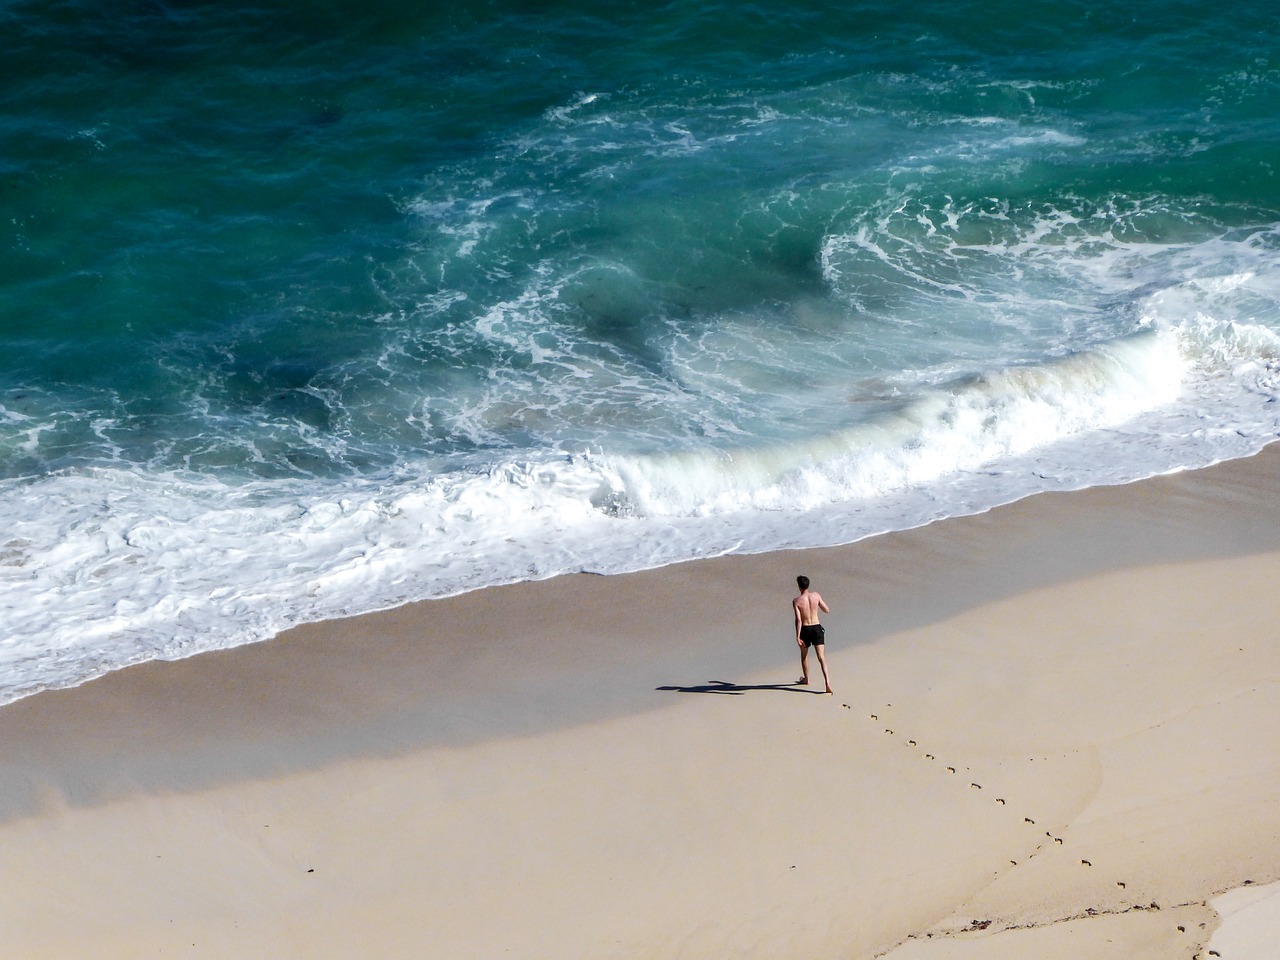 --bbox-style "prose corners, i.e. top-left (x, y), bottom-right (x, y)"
top-left (3, 0), bottom-right (1280, 700)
